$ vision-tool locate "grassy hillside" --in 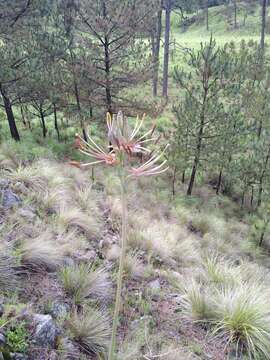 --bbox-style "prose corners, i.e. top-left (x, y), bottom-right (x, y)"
top-left (1, 140), bottom-right (270, 359)
top-left (1, 3), bottom-right (270, 360)
top-left (171, 4), bottom-right (268, 48)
